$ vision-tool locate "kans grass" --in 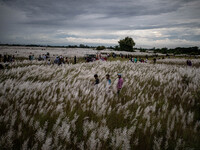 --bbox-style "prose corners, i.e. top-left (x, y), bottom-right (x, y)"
top-left (0, 59), bottom-right (200, 150)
